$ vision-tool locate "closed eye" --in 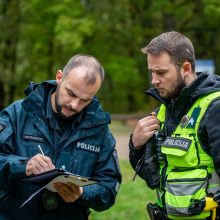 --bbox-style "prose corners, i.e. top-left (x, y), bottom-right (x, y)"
top-left (149, 69), bottom-right (168, 76)
top-left (155, 70), bottom-right (167, 76)
top-left (66, 88), bottom-right (91, 103)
